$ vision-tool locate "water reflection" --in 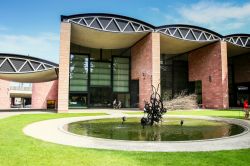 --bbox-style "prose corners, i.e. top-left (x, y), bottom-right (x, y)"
top-left (66, 118), bottom-right (245, 141)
